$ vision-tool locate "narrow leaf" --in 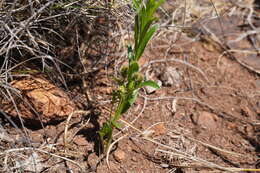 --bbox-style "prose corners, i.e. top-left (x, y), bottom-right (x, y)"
top-left (120, 100), bottom-right (131, 115)
top-left (146, 0), bottom-right (164, 19)
top-left (141, 80), bottom-right (160, 89)
top-left (128, 89), bottom-right (138, 106)
top-left (134, 15), bottom-right (140, 52)
top-left (140, 18), bottom-right (156, 39)
top-left (120, 89), bottom-right (139, 115)
top-left (111, 121), bottom-right (122, 128)
top-left (136, 24), bottom-right (158, 60)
